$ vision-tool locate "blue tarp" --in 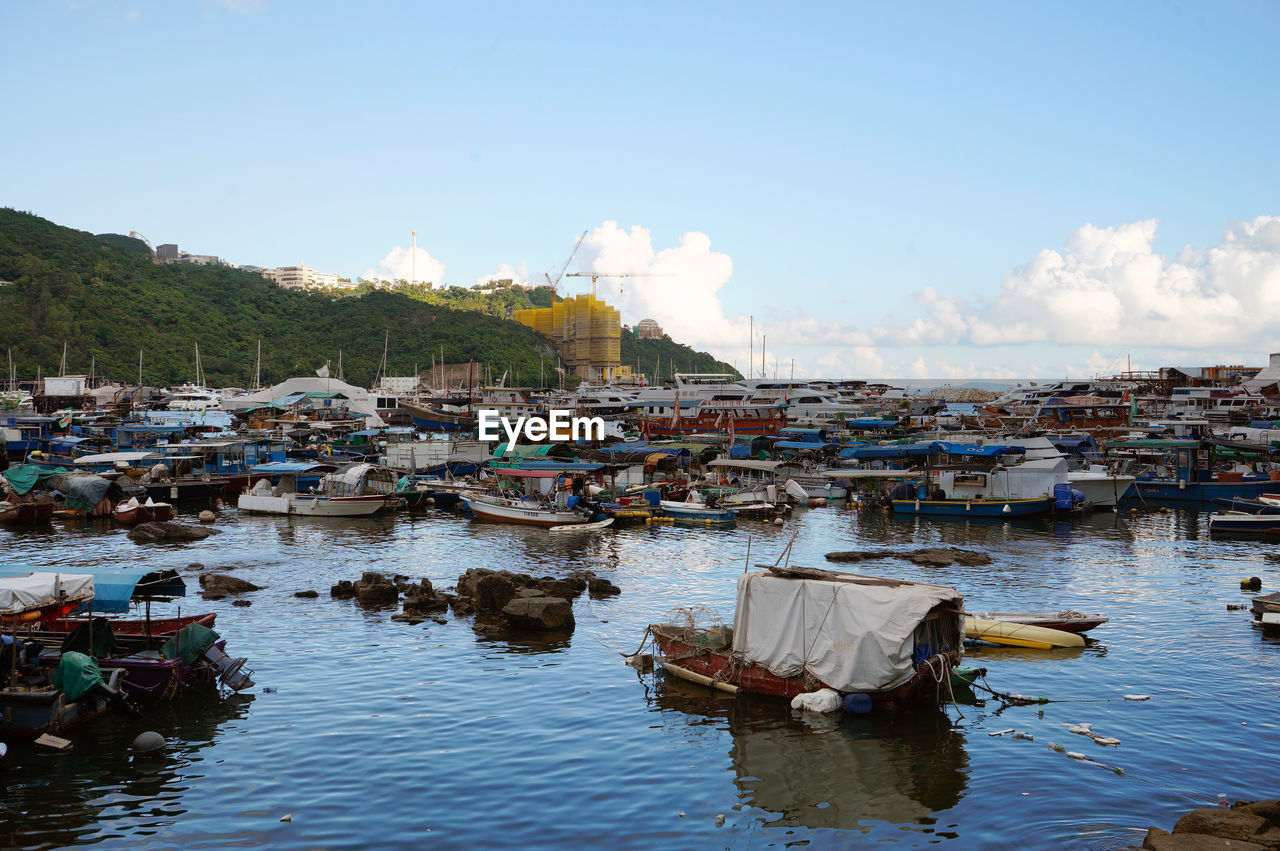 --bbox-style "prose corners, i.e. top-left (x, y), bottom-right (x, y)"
top-left (844, 419), bottom-right (900, 429)
top-left (774, 441), bottom-right (832, 452)
top-left (0, 567), bottom-right (185, 613)
top-left (933, 442), bottom-right (1025, 457)
top-left (778, 427), bottom-right (832, 442)
top-left (250, 461), bottom-right (334, 473)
